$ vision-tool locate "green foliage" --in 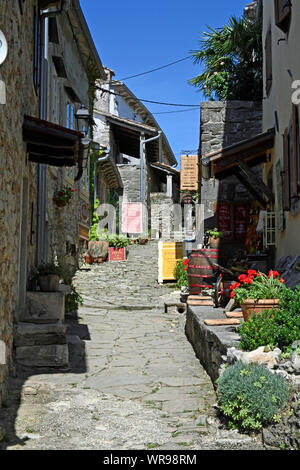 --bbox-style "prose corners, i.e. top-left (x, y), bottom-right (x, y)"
top-left (65, 286), bottom-right (83, 313)
top-left (238, 286), bottom-right (300, 352)
top-left (216, 361), bottom-right (290, 431)
top-left (174, 259), bottom-right (188, 289)
top-left (206, 228), bottom-right (226, 239)
top-left (37, 262), bottom-right (62, 277)
top-left (190, 15), bottom-right (262, 101)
